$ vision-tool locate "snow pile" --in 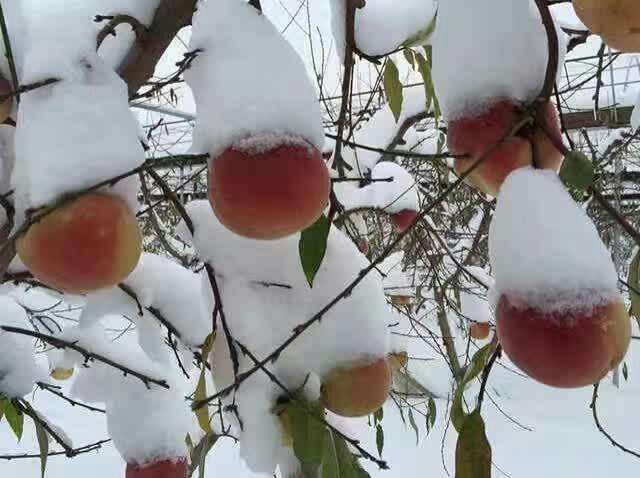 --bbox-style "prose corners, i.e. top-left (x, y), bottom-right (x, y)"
top-left (12, 50), bottom-right (143, 214)
top-left (460, 290), bottom-right (492, 325)
top-left (183, 200), bottom-right (390, 474)
top-left (432, 0), bottom-right (567, 120)
top-left (489, 168), bottom-right (619, 313)
top-left (186, 0), bottom-right (324, 157)
top-left (337, 162), bottom-right (420, 215)
top-left (330, 0), bottom-right (437, 59)
top-left (0, 295), bottom-right (44, 397)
